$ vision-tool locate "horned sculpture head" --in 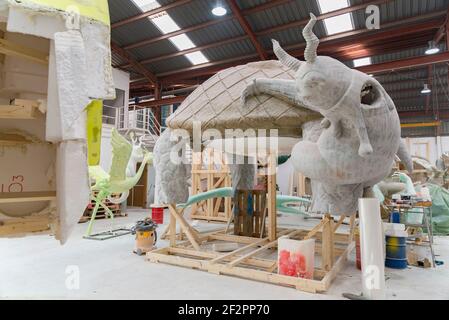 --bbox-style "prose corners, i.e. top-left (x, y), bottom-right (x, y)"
top-left (272, 13), bottom-right (393, 158)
